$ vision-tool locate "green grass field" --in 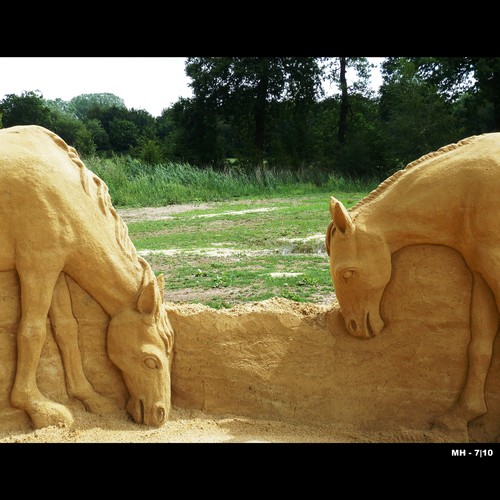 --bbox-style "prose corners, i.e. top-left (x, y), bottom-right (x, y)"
top-left (125, 192), bottom-right (369, 308)
top-left (86, 155), bottom-right (375, 308)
